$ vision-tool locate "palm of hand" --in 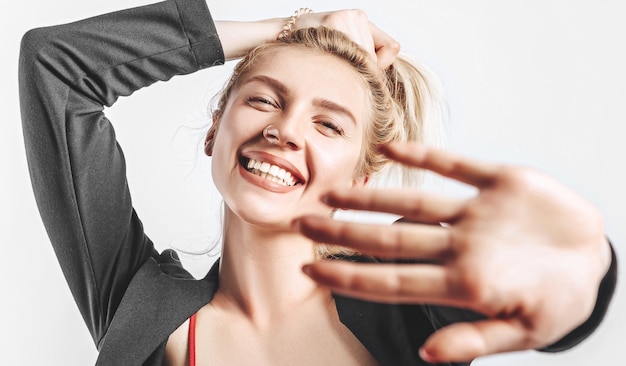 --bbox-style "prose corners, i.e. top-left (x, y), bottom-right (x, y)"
top-left (294, 143), bottom-right (610, 362)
